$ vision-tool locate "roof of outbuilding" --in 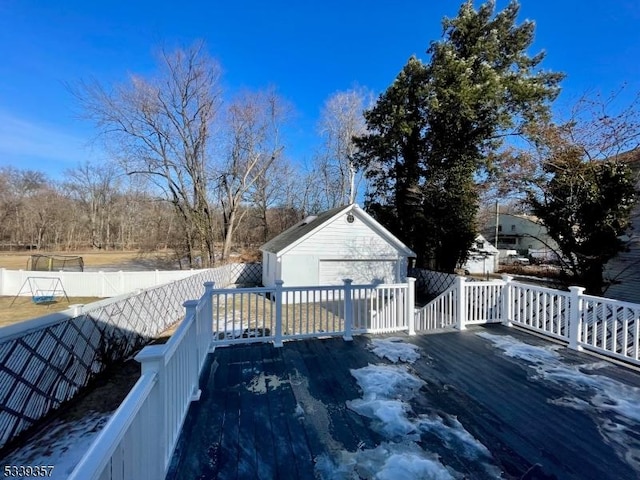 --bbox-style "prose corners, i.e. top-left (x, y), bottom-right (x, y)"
top-left (260, 205), bottom-right (350, 254)
top-left (260, 204), bottom-right (416, 257)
